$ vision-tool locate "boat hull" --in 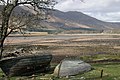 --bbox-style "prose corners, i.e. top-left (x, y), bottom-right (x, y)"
top-left (0, 54), bottom-right (52, 77)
